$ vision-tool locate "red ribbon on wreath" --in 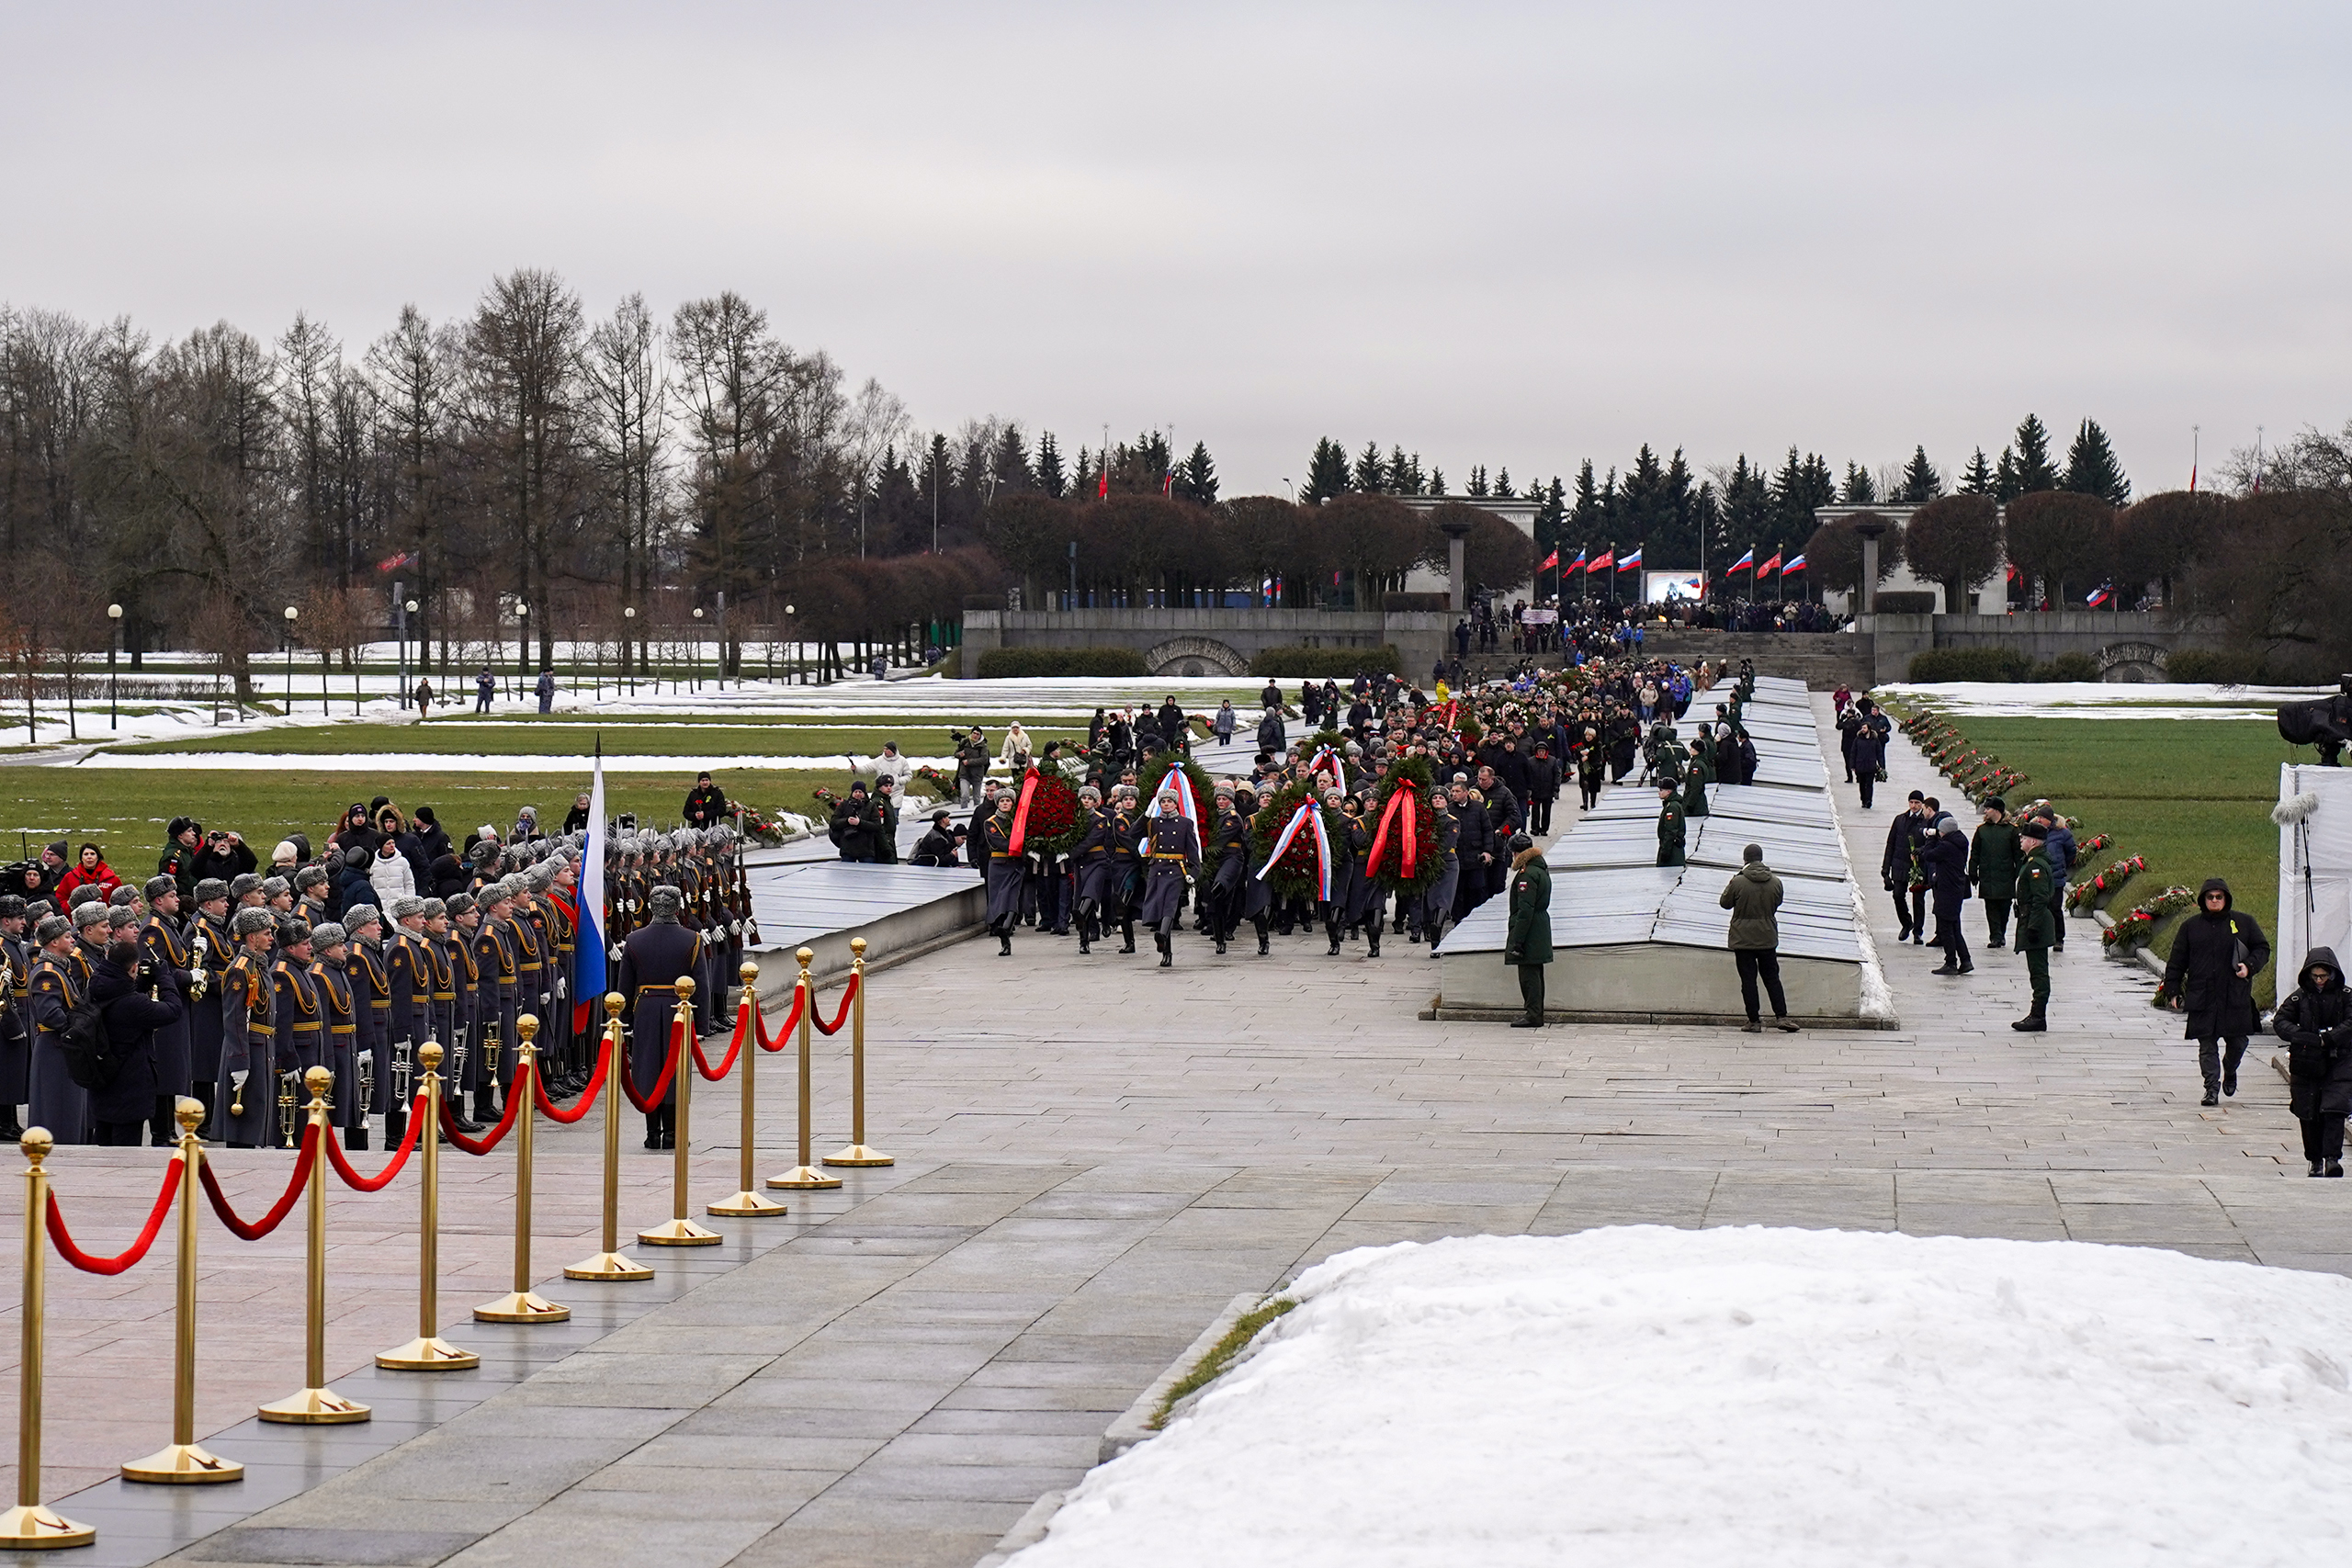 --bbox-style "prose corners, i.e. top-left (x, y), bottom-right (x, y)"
top-left (1006, 767), bottom-right (1042, 856)
top-left (1363, 779), bottom-right (1419, 879)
